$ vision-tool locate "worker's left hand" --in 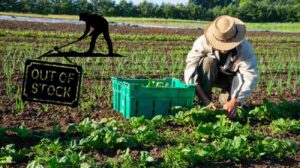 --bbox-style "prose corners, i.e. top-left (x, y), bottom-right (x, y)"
top-left (223, 98), bottom-right (239, 119)
top-left (208, 102), bottom-right (217, 110)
